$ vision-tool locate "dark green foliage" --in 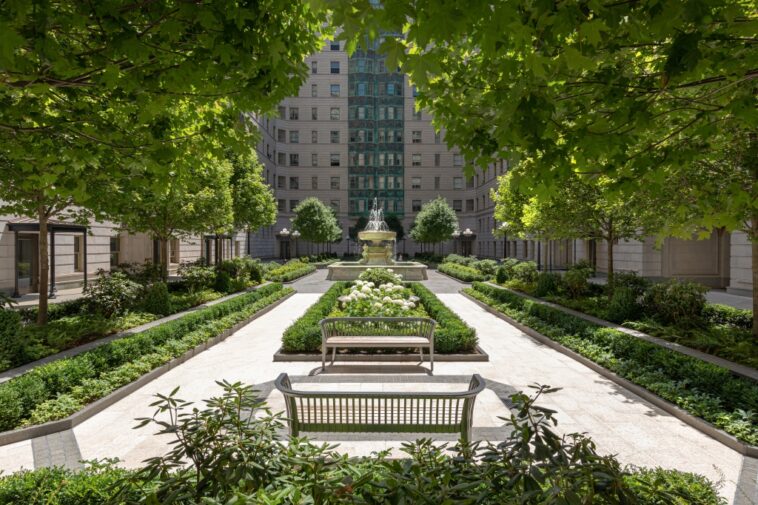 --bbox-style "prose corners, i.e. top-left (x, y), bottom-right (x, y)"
top-left (408, 283), bottom-right (477, 353)
top-left (444, 254), bottom-right (475, 266)
top-left (213, 270), bottom-right (232, 294)
top-left (282, 283), bottom-right (347, 352)
top-left (534, 272), bottom-right (563, 297)
top-left (702, 304), bottom-right (752, 330)
top-left (0, 284), bottom-right (289, 431)
top-left (19, 298), bottom-right (86, 324)
top-left (471, 259), bottom-right (498, 276)
top-left (564, 266), bottom-right (591, 298)
top-left (216, 257), bottom-right (263, 285)
top-left (139, 282), bottom-right (172, 316)
top-left (642, 279), bottom-right (708, 326)
top-left (612, 271), bottom-right (651, 297)
top-left (177, 262), bottom-right (216, 294)
top-left (495, 265), bottom-right (509, 284)
top-left (0, 309), bottom-right (22, 370)
top-left (83, 271), bottom-right (141, 318)
top-left (607, 287), bottom-right (642, 324)
top-left (264, 260), bottom-right (316, 282)
top-left (625, 467), bottom-right (726, 505)
top-left (358, 268), bottom-right (402, 285)
top-left (112, 262), bottom-right (163, 285)
top-left (511, 261), bottom-right (538, 283)
top-left (438, 262), bottom-right (487, 282)
top-left (467, 282), bottom-right (758, 444)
